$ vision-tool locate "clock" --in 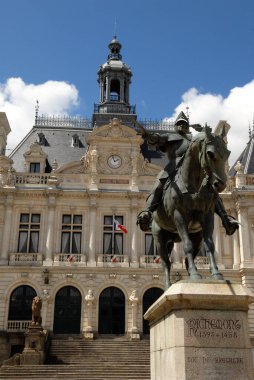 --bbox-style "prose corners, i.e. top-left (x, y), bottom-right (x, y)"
top-left (107, 155), bottom-right (122, 169)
